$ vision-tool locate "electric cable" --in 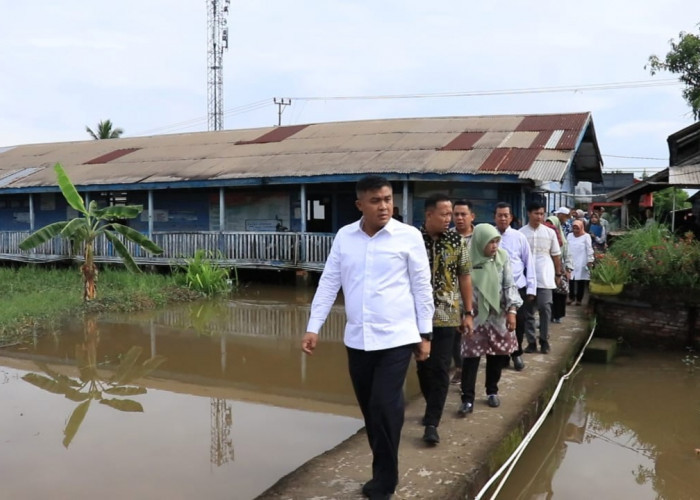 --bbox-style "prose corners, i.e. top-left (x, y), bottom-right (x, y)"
top-left (473, 317), bottom-right (599, 500)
